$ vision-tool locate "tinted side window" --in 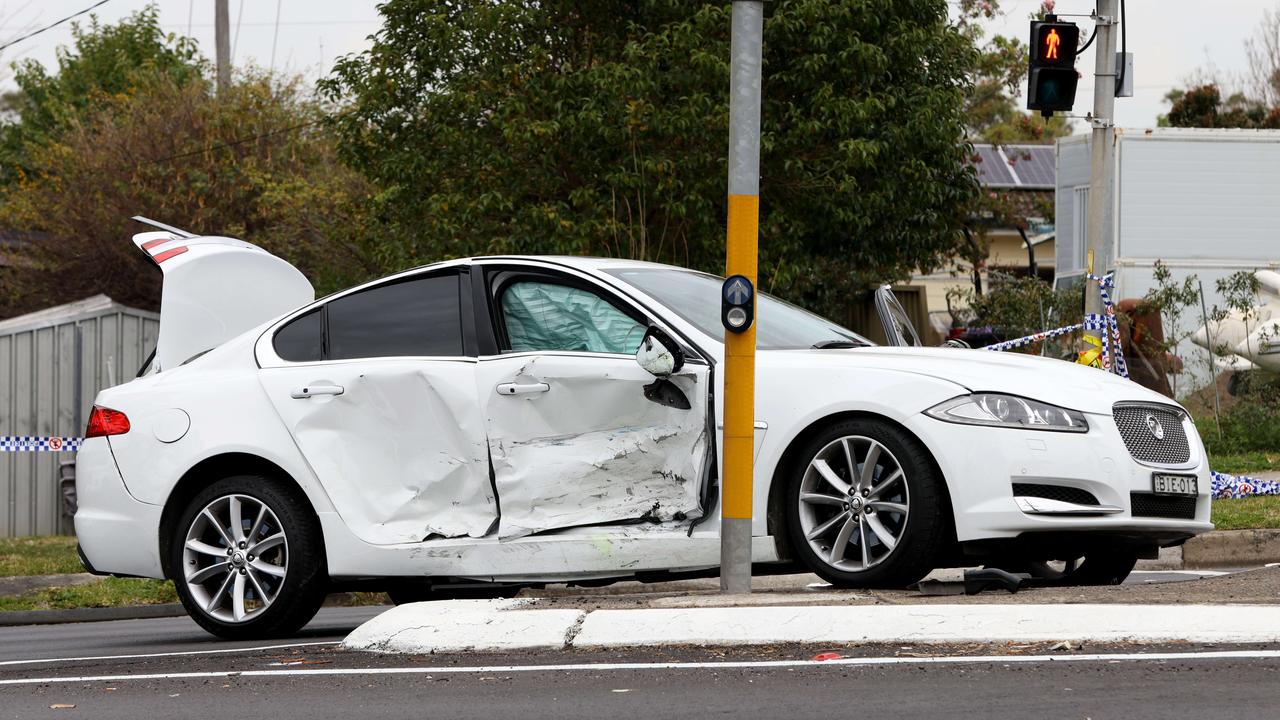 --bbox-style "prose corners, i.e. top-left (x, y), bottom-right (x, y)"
top-left (273, 308), bottom-right (323, 362)
top-left (328, 274), bottom-right (464, 359)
